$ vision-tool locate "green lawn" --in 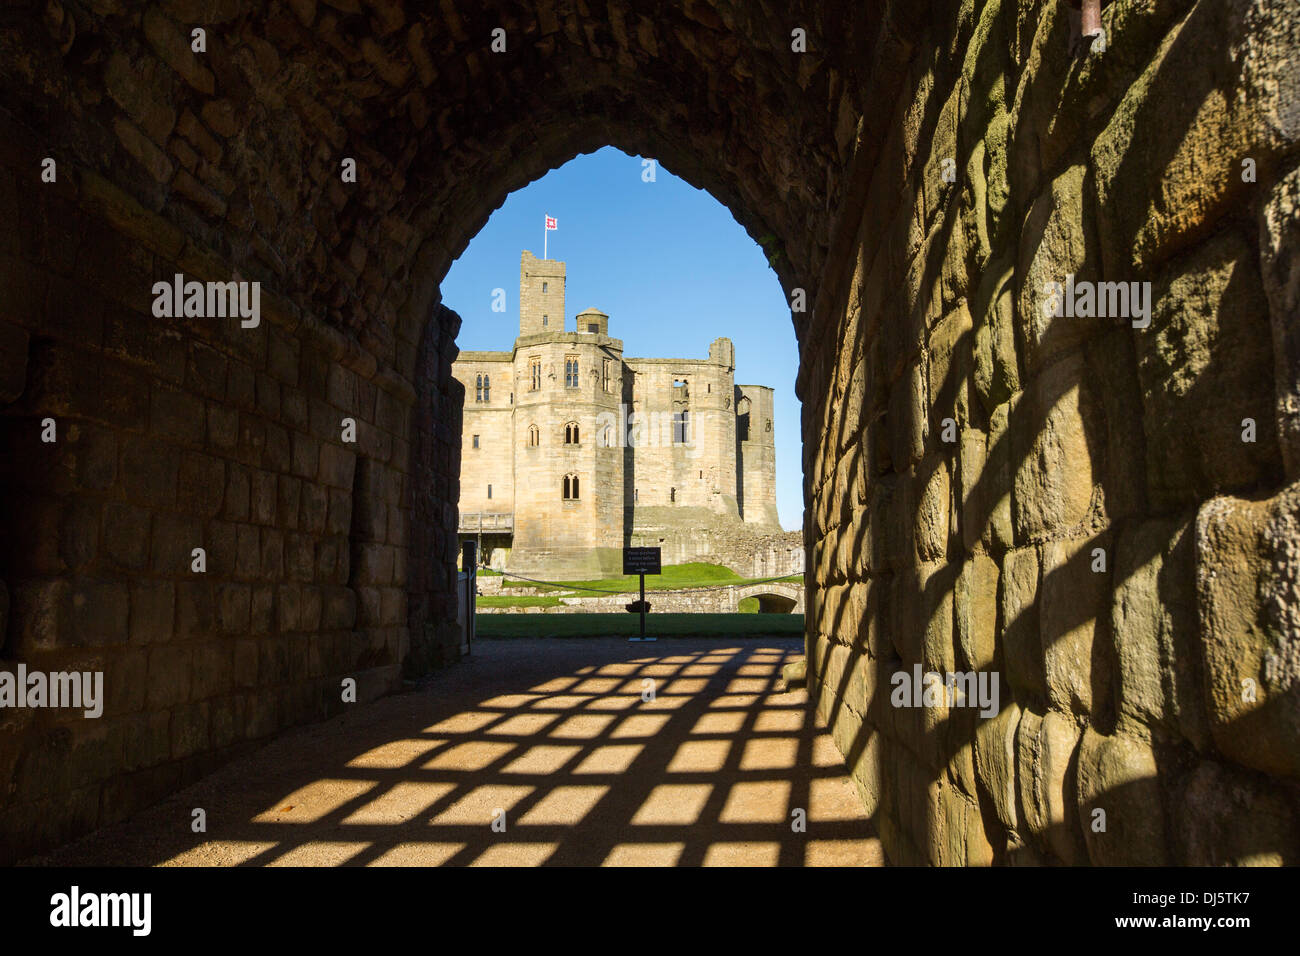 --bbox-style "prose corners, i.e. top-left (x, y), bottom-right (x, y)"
top-left (493, 561), bottom-right (802, 595)
top-left (475, 612), bottom-right (806, 639)
top-left (476, 594), bottom-right (562, 608)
